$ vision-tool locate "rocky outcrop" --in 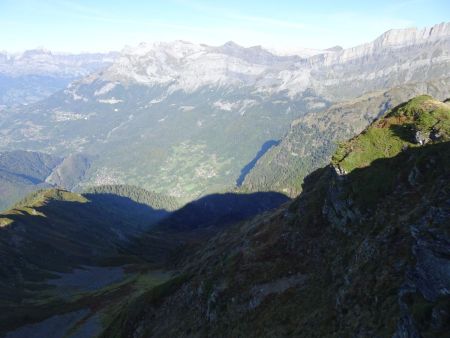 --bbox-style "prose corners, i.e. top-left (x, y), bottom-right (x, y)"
top-left (248, 273), bottom-right (307, 309)
top-left (322, 166), bottom-right (361, 235)
top-left (396, 201), bottom-right (450, 336)
top-left (414, 130), bottom-right (429, 145)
